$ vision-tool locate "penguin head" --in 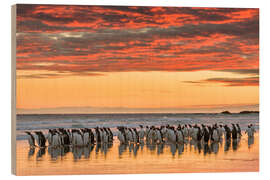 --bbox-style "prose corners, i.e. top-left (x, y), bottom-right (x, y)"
top-left (25, 131), bottom-right (31, 135)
